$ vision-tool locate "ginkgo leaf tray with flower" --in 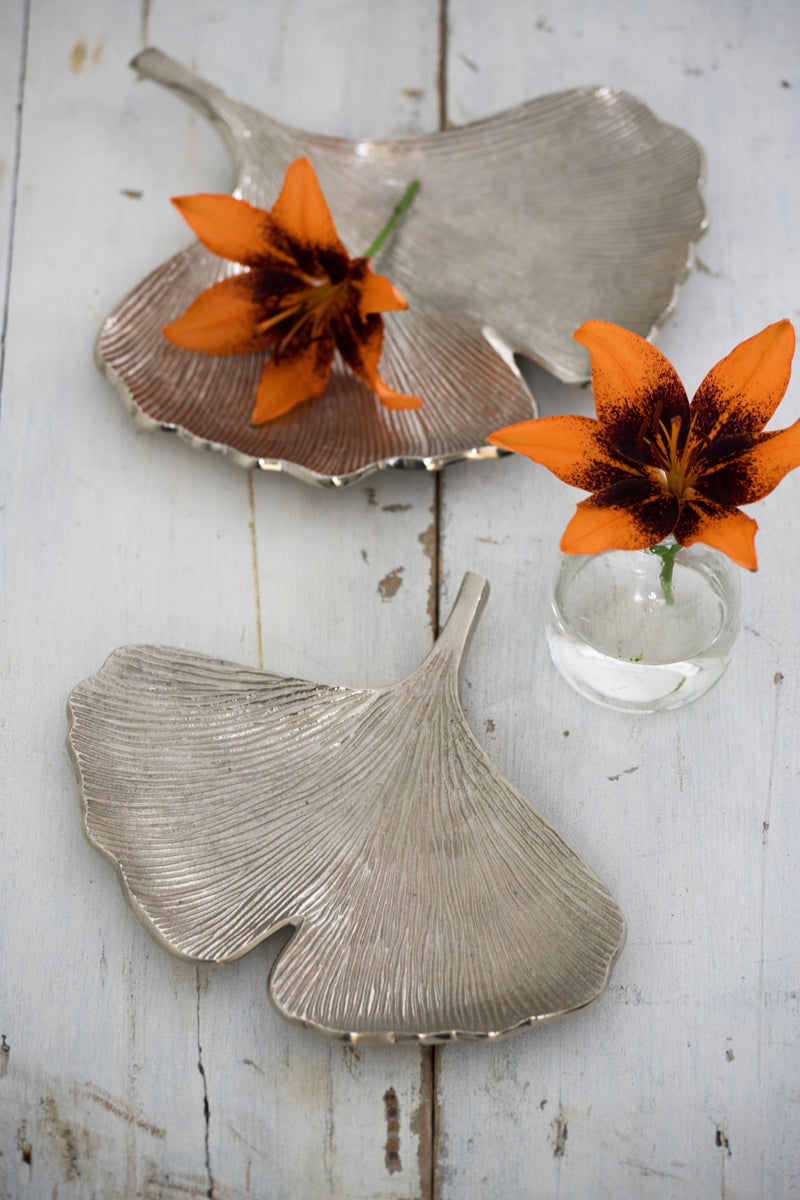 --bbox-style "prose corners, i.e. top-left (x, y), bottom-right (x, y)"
top-left (67, 573), bottom-right (626, 1043)
top-left (96, 48), bottom-right (706, 487)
